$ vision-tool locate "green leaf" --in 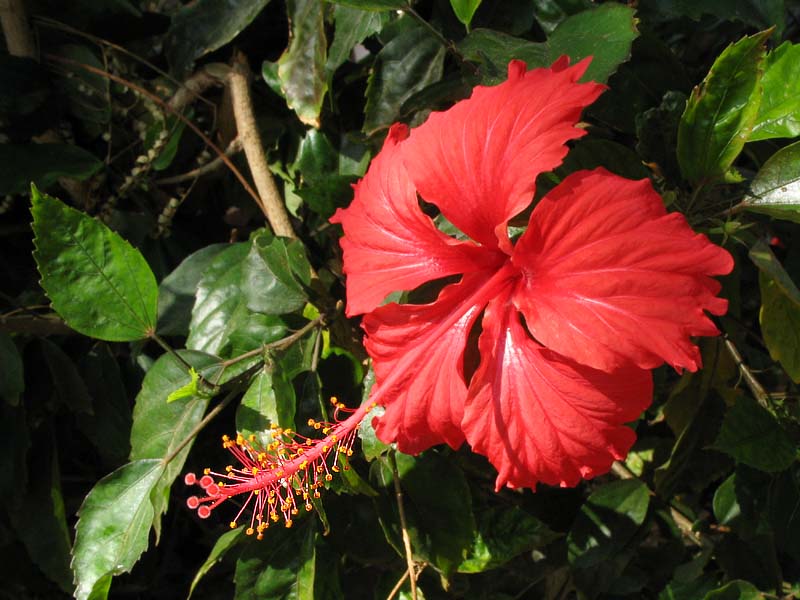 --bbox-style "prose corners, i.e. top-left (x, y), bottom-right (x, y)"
top-left (9, 440), bottom-right (72, 592)
top-left (759, 270), bottom-right (800, 382)
top-left (157, 243), bottom-right (229, 336)
top-left (749, 239), bottom-right (800, 303)
top-left (236, 367), bottom-right (297, 445)
top-left (0, 332), bottom-right (24, 405)
top-left (458, 29), bottom-right (549, 78)
top-left (458, 506), bottom-right (560, 573)
top-left (165, 0), bottom-right (271, 76)
top-left (677, 30), bottom-right (770, 186)
top-left (274, 0), bottom-right (328, 127)
top-left (234, 520), bottom-right (318, 600)
top-left (363, 19), bottom-right (446, 134)
top-left (750, 42), bottom-right (800, 141)
top-left (189, 528), bottom-right (245, 598)
top-left (72, 459), bottom-right (164, 600)
top-left (743, 141), bottom-right (800, 222)
top-left (713, 474), bottom-right (742, 526)
top-left (327, 0), bottom-right (404, 10)
top-left (450, 0), bottom-right (482, 27)
top-left (713, 396), bottom-right (796, 472)
top-left (130, 351), bottom-right (220, 538)
top-left (0, 144), bottom-right (102, 195)
top-left (243, 232), bottom-right (310, 315)
top-left (703, 580), bottom-right (763, 600)
top-left (187, 242), bottom-right (249, 356)
top-left (567, 479), bottom-right (650, 598)
top-left (548, 3), bottom-right (639, 84)
top-left (228, 313), bottom-right (289, 357)
top-left (31, 186), bottom-right (158, 341)
top-left (77, 344), bottom-right (132, 466)
top-left (167, 367), bottom-right (200, 403)
top-left (326, 6), bottom-right (387, 78)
